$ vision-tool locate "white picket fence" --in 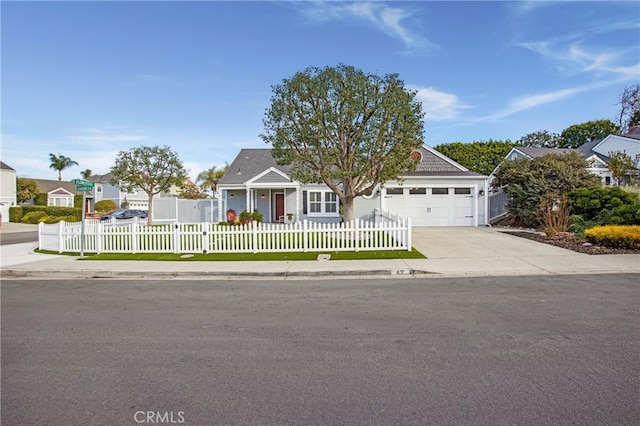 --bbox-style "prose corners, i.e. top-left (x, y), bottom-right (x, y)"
top-left (38, 216), bottom-right (412, 254)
